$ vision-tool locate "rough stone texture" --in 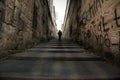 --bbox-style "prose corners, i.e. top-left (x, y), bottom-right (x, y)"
top-left (0, 0), bottom-right (56, 53)
top-left (48, 0), bottom-right (57, 38)
top-left (62, 0), bottom-right (80, 40)
top-left (0, 40), bottom-right (120, 79)
top-left (62, 0), bottom-right (120, 64)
